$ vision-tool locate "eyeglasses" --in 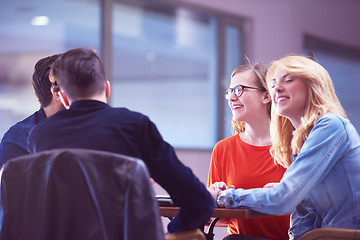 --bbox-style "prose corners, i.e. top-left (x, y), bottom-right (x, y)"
top-left (225, 84), bottom-right (264, 99)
